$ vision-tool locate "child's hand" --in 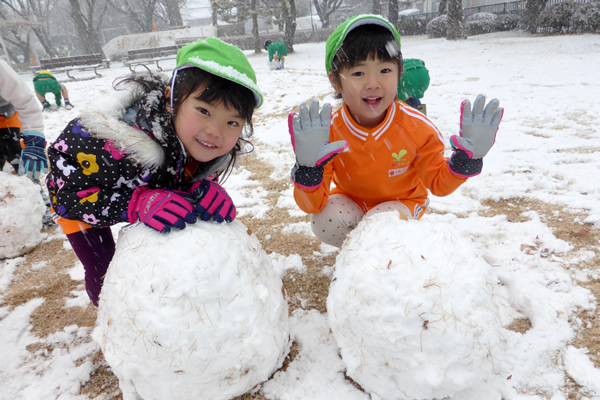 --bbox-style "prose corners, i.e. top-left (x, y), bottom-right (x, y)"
top-left (448, 95), bottom-right (503, 177)
top-left (189, 180), bottom-right (236, 223)
top-left (127, 187), bottom-right (197, 233)
top-left (450, 95), bottom-right (503, 159)
top-left (288, 99), bottom-right (348, 189)
top-left (18, 132), bottom-right (49, 181)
